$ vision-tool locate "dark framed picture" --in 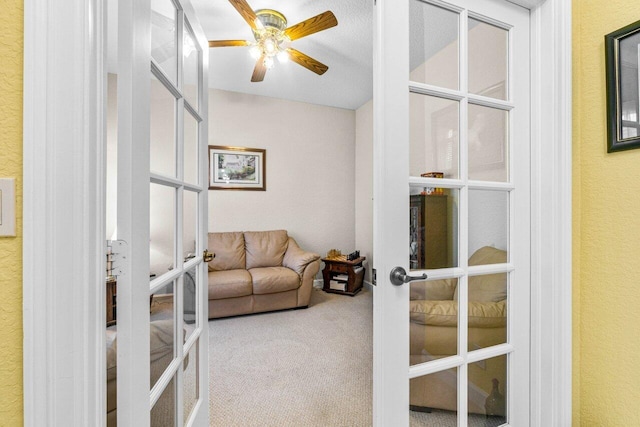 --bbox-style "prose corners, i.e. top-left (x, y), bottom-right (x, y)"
top-left (208, 145), bottom-right (266, 191)
top-left (605, 19), bottom-right (640, 152)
